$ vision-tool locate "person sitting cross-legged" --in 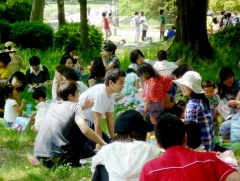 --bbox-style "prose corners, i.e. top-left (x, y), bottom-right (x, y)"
top-left (140, 113), bottom-right (240, 181)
